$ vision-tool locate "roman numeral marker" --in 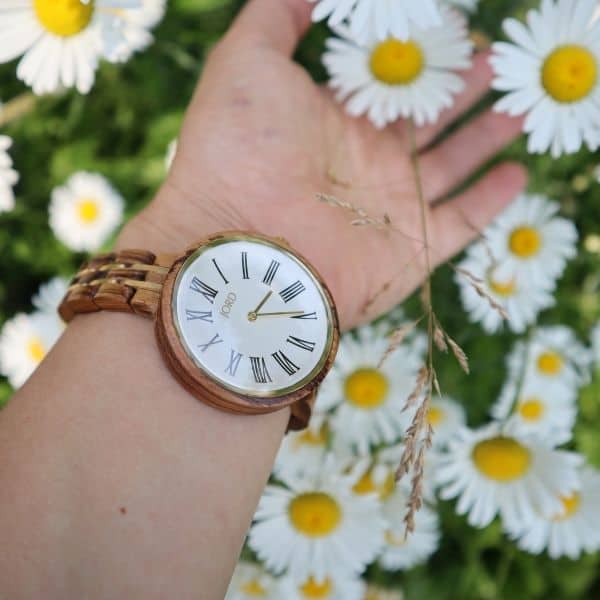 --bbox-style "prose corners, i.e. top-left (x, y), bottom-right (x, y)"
top-left (198, 333), bottom-right (223, 352)
top-left (262, 260), bottom-right (280, 286)
top-left (185, 309), bottom-right (213, 323)
top-left (212, 258), bottom-right (229, 284)
top-left (225, 349), bottom-right (243, 376)
top-left (286, 335), bottom-right (316, 352)
top-left (190, 277), bottom-right (218, 304)
top-left (279, 280), bottom-right (305, 303)
top-left (272, 350), bottom-right (300, 376)
top-left (291, 312), bottom-right (317, 320)
top-left (241, 252), bottom-right (250, 280)
top-left (250, 356), bottom-right (272, 384)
